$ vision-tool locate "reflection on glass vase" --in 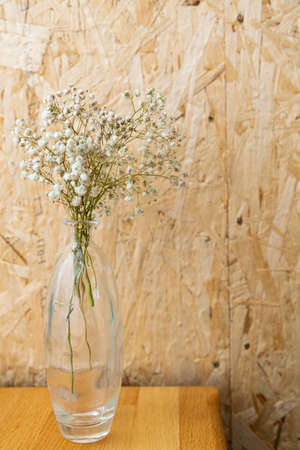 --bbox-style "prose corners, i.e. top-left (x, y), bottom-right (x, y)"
top-left (45, 220), bottom-right (123, 444)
